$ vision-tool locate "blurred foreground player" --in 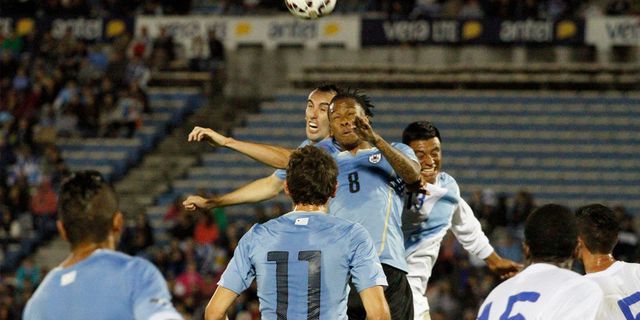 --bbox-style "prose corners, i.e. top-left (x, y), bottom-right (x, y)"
top-left (477, 204), bottom-right (603, 320)
top-left (205, 146), bottom-right (390, 320)
top-left (576, 204), bottom-right (640, 320)
top-left (24, 171), bottom-right (182, 320)
top-left (401, 121), bottom-right (521, 320)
